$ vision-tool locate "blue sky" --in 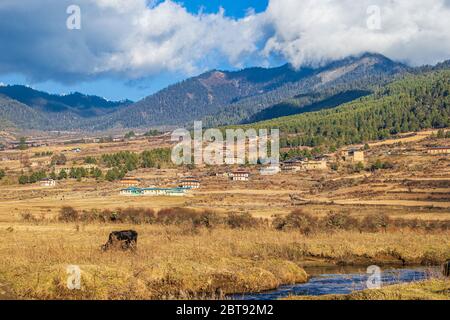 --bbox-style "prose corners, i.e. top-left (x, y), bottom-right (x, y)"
top-left (0, 0), bottom-right (449, 102)
top-left (174, 0), bottom-right (269, 17)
